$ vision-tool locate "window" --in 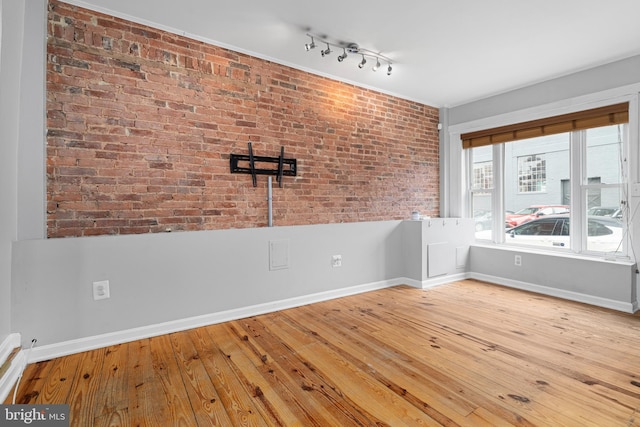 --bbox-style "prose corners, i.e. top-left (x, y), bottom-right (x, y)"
top-left (504, 133), bottom-right (570, 236)
top-left (517, 154), bottom-right (546, 193)
top-left (473, 161), bottom-right (493, 190)
top-left (583, 126), bottom-right (625, 253)
top-left (471, 146), bottom-right (493, 236)
top-left (465, 103), bottom-right (628, 257)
